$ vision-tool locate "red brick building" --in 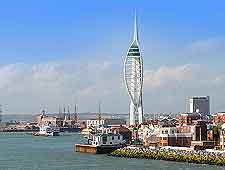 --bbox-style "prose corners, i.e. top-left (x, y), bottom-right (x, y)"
top-left (213, 112), bottom-right (225, 125)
